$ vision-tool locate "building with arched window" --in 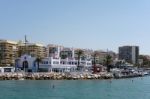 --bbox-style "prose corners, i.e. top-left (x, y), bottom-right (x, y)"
top-left (16, 55), bottom-right (92, 72)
